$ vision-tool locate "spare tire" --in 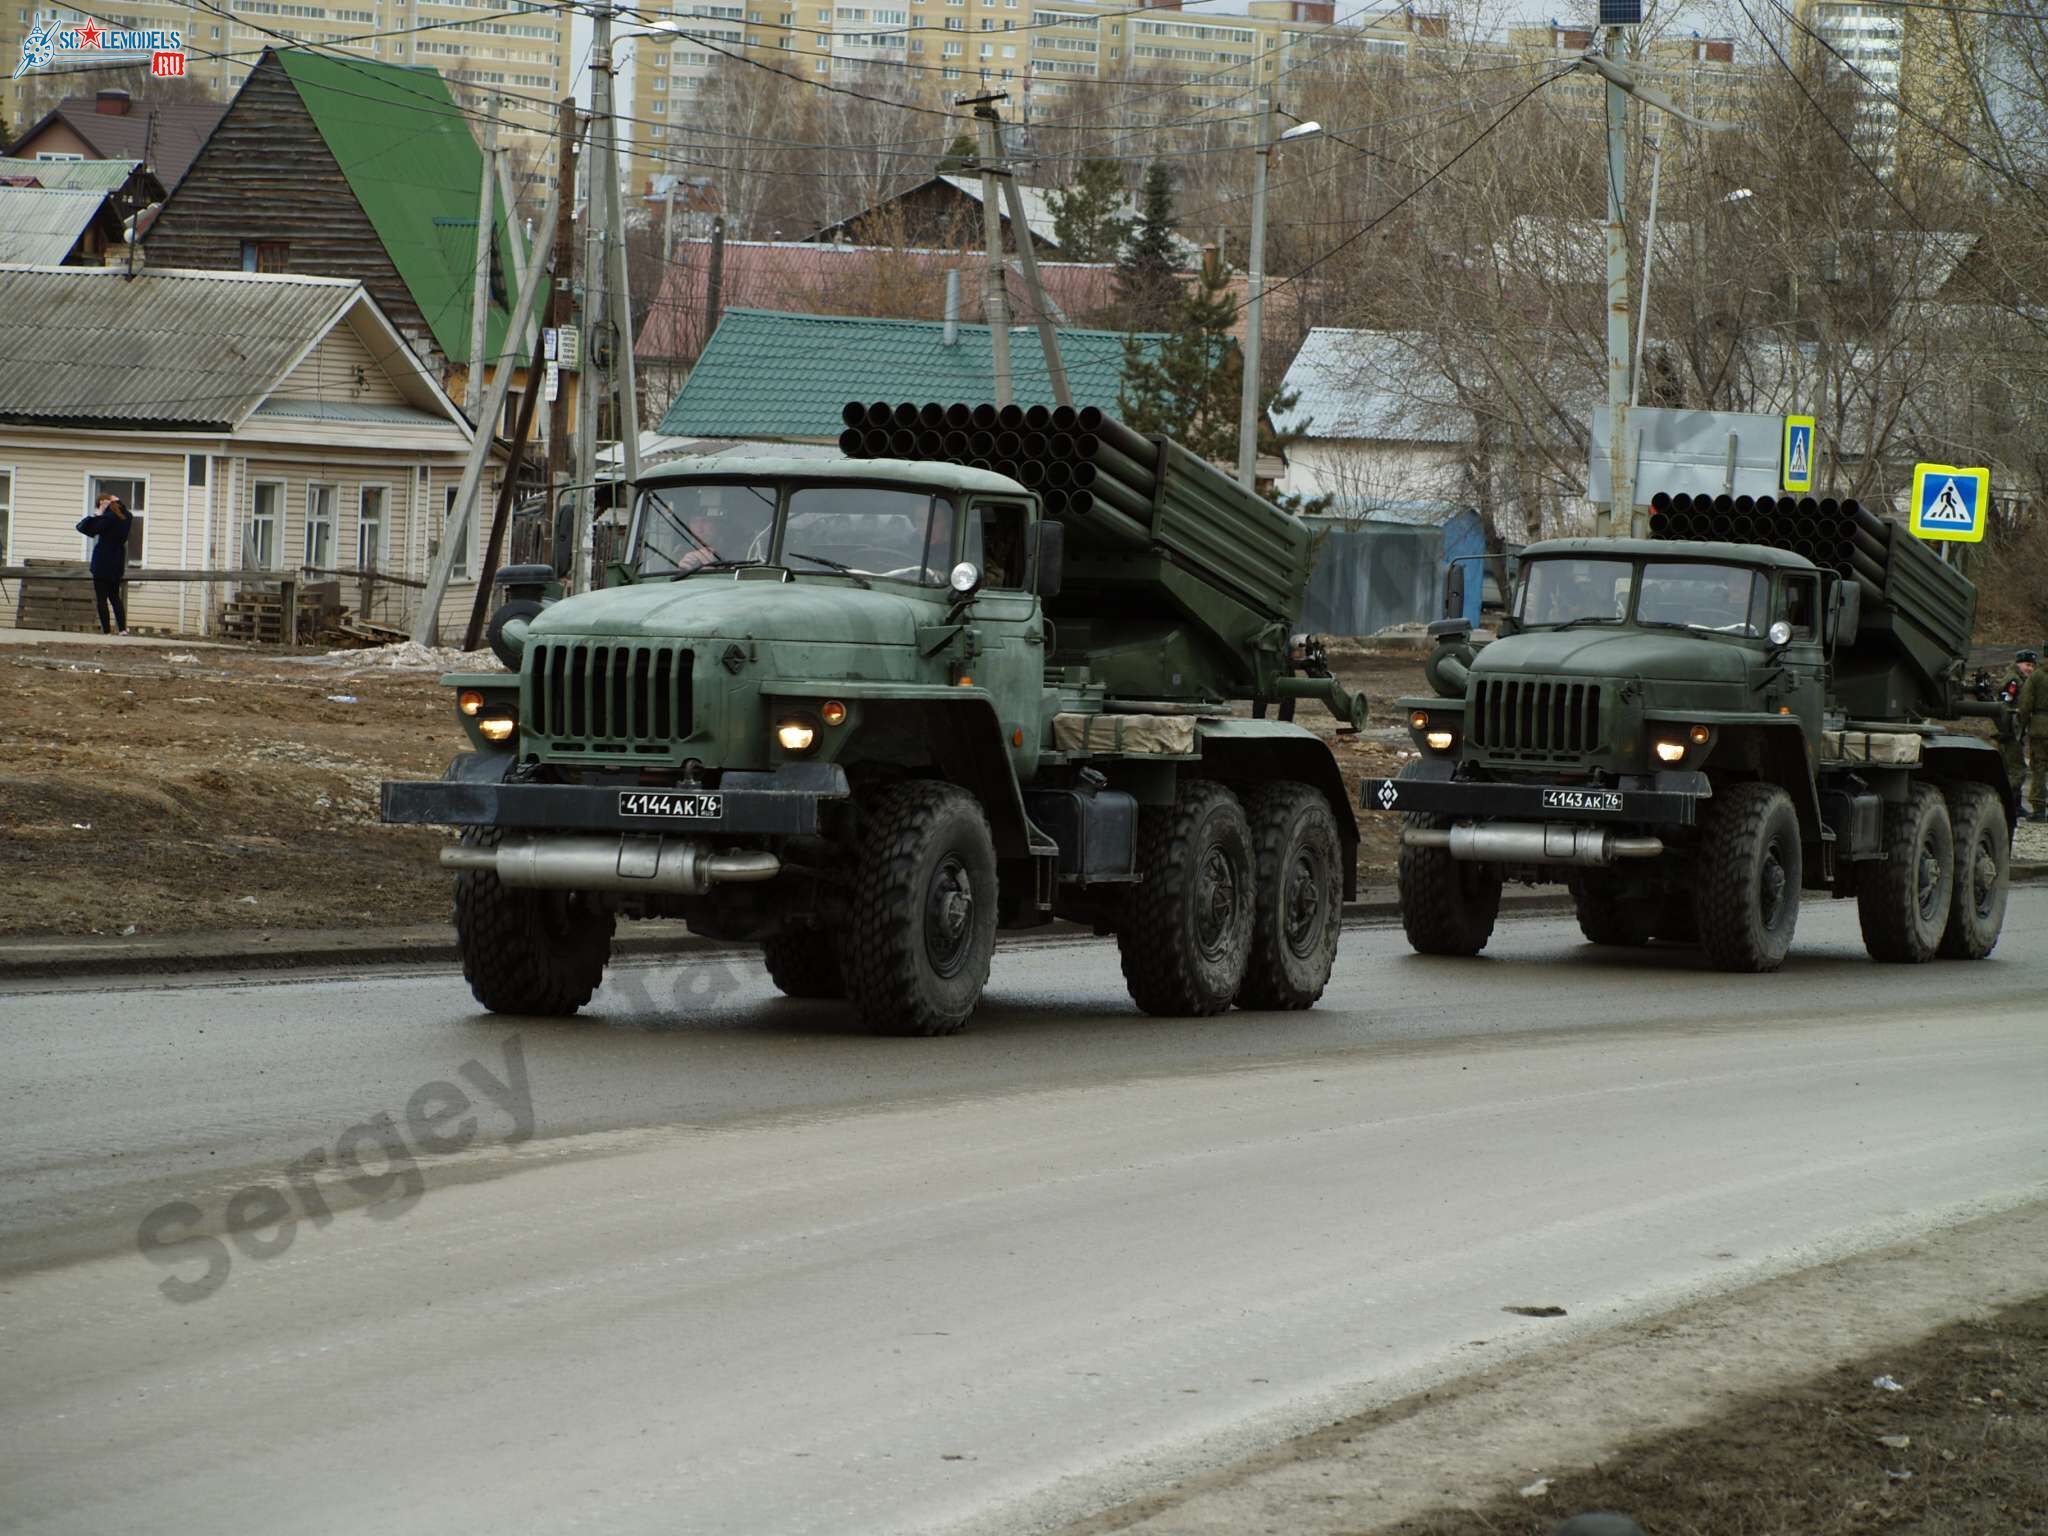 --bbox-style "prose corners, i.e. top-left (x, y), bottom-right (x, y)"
top-left (485, 597), bottom-right (544, 669)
